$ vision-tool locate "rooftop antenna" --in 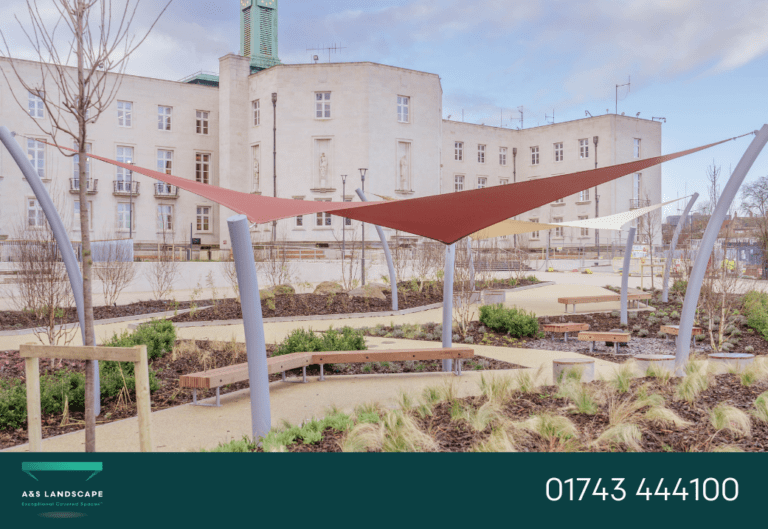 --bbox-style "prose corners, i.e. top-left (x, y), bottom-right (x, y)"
top-left (615, 75), bottom-right (631, 114)
top-left (545, 109), bottom-right (555, 124)
top-left (652, 116), bottom-right (667, 123)
top-left (306, 43), bottom-right (347, 63)
top-left (313, 55), bottom-right (319, 64)
top-left (585, 110), bottom-right (592, 117)
top-left (518, 106), bottom-right (524, 129)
